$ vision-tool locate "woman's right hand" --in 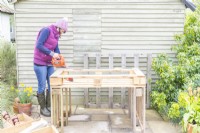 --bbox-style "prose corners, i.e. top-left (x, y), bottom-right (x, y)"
top-left (53, 53), bottom-right (60, 59)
